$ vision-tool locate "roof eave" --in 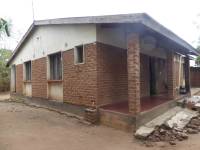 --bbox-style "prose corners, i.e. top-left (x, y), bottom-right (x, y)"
top-left (7, 13), bottom-right (197, 66)
top-left (6, 23), bottom-right (35, 67)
